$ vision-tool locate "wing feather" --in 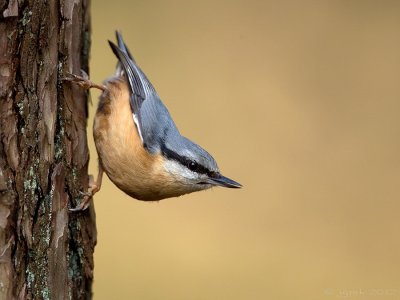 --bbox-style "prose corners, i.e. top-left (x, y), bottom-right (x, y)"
top-left (109, 33), bottom-right (168, 152)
